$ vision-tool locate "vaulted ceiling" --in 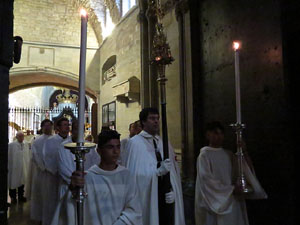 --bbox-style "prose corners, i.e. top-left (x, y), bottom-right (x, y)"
top-left (72, 0), bottom-right (123, 45)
